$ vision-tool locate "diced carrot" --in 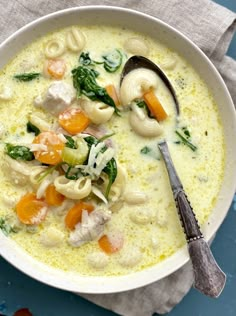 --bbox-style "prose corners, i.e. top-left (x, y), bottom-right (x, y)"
top-left (143, 90), bottom-right (168, 121)
top-left (45, 184), bottom-right (65, 206)
top-left (46, 59), bottom-right (66, 79)
top-left (16, 193), bottom-right (47, 225)
top-left (105, 84), bottom-right (120, 107)
top-left (58, 108), bottom-right (90, 135)
top-left (98, 234), bottom-right (122, 254)
top-left (65, 202), bottom-right (94, 230)
top-left (32, 131), bottom-right (65, 165)
top-left (13, 308), bottom-right (33, 316)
